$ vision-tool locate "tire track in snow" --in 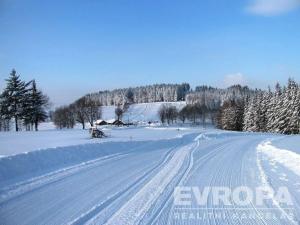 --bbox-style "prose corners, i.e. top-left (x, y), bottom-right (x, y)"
top-left (151, 140), bottom-right (233, 225)
top-left (100, 143), bottom-right (194, 225)
top-left (146, 140), bottom-right (199, 225)
top-left (67, 146), bottom-right (177, 225)
top-left (151, 140), bottom-right (236, 225)
top-left (0, 139), bottom-right (180, 205)
top-left (0, 153), bottom-right (129, 204)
